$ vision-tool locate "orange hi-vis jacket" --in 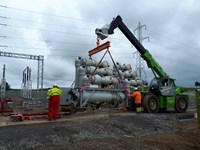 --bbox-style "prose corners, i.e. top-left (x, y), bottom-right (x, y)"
top-left (107, 85), bottom-right (112, 88)
top-left (129, 91), bottom-right (142, 104)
